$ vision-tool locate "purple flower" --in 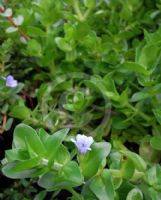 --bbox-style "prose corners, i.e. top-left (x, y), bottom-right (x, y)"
top-left (71, 134), bottom-right (94, 154)
top-left (5, 75), bottom-right (18, 88)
